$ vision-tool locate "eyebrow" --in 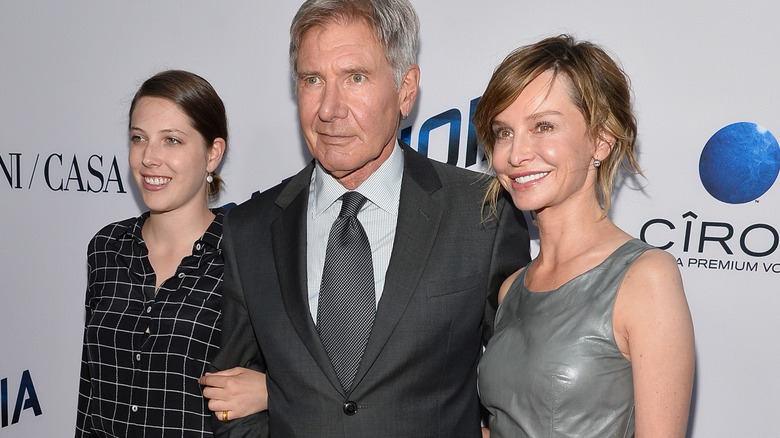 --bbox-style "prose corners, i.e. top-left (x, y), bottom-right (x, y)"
top-left (343, 66), bottom-right (371, 75)
top-left (129, 127), bottom-right (188, 135)
top-left (492, 109), bottom-right (563, 129)
top-left (160, 128), bottom-right (187, 135)
top-left (297, 65), bottom-right (372, 80)
top-left (296, 70), bottom-right (317, 80)
top-left (525, 110), bottom-right (563, 121)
